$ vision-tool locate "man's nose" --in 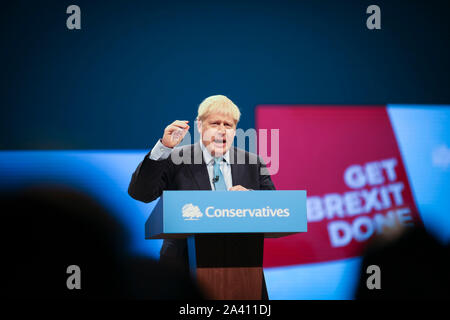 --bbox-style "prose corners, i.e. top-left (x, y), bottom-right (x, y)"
top-left (217, 124), bottom-right (226, 133)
